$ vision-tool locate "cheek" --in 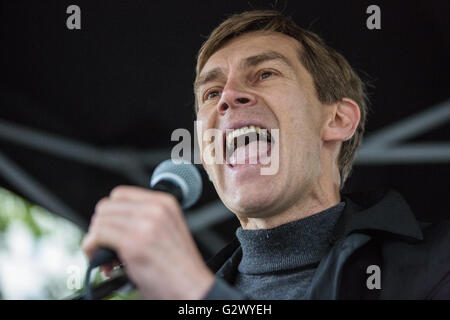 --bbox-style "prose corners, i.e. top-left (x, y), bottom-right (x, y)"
top-left (272, 90), bottom-right (312, 140)
top-left (196, 110), bottom-right (215, 152)
top-left (280, 84), bottom-right (321, 135)
top-left (195, 110), bottom-right (224, 184)
top-left (273, 90), bottom-right (322, 171)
